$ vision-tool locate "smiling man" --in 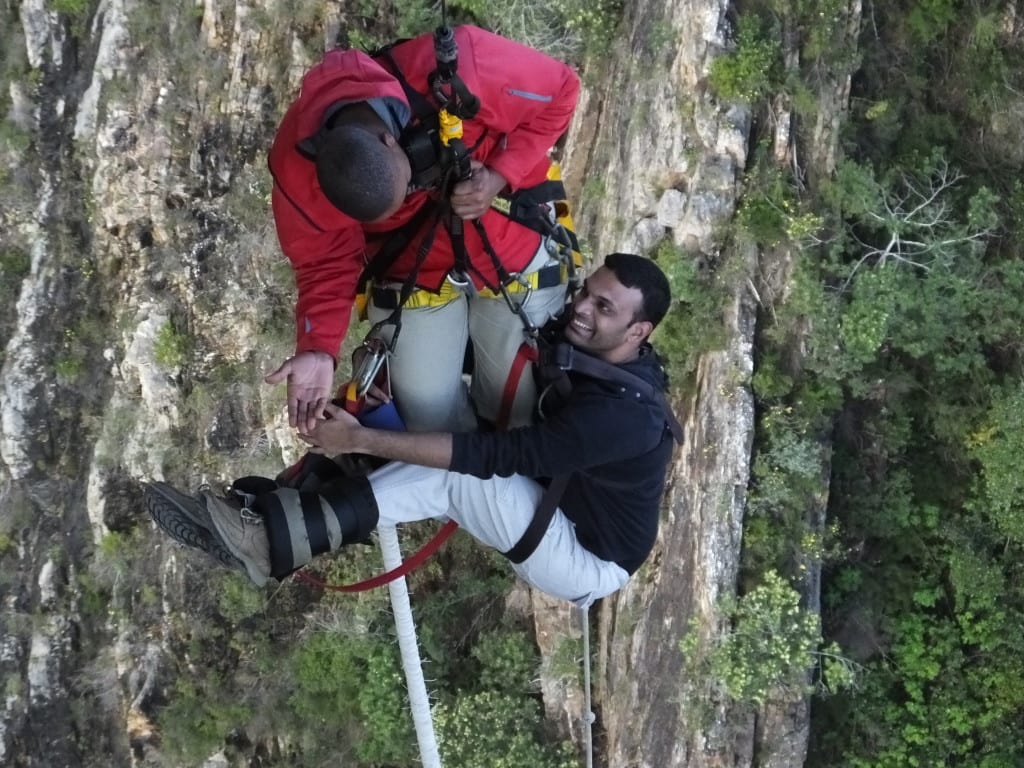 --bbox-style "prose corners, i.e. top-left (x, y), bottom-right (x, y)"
top-left (147, 253), bottom-right (681, 607)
